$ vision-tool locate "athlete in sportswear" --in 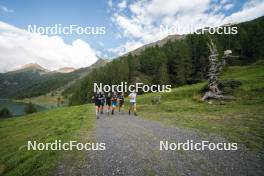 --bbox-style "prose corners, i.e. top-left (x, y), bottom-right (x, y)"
top-left (106, 92), bottom-right (112, 116)
top-left (111, 92), bottom-right (118, 115)
top-left (100, 92), bottom-right (106, 114)
top-left (118, 92), bottom-right (124, 112)
top-left (128, 90), bottom-right (137, 116)
top-left (92, 90), bottom-right (101, 119)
